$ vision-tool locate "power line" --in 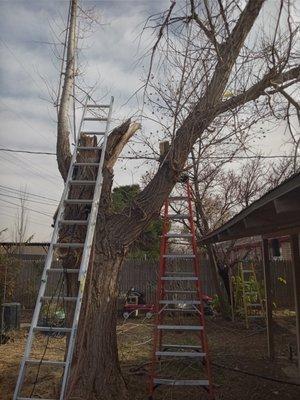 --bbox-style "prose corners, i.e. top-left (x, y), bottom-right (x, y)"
top-left (0, 184), bottom-right (59, 203)
top-left (0, 148), bottom-right (56, 155)
top-left (0, 198), bottom-right (53, 217)
top-left (0, 193), bottom-right (57, 207)
top-left (0, 151), bottom-right (59, 187)
top-left (0, 147), bottom-right (298, 160)
top-left (0, 211), bottom-right (53, 228)
top-left (0, 38), bottom-right (47, 95)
